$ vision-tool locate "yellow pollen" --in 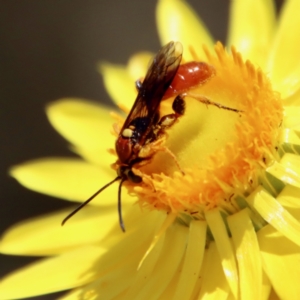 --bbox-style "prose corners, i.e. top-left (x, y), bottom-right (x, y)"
top-left (120, 43), bottom-right (283, 219)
